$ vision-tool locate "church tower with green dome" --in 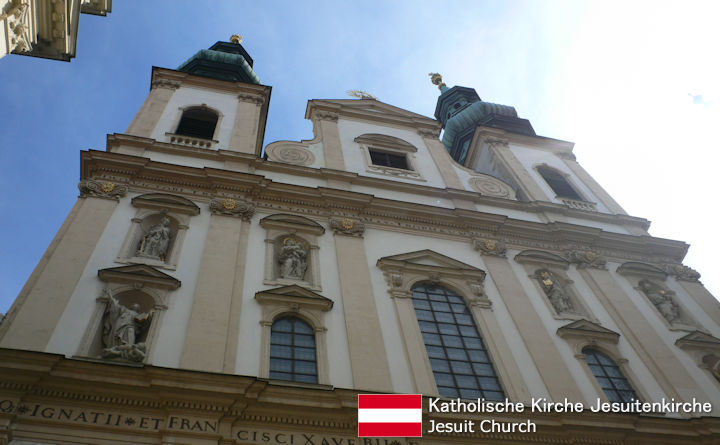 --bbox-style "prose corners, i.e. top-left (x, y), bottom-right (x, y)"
top-left (431, 73), bottom-right (535, 165)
